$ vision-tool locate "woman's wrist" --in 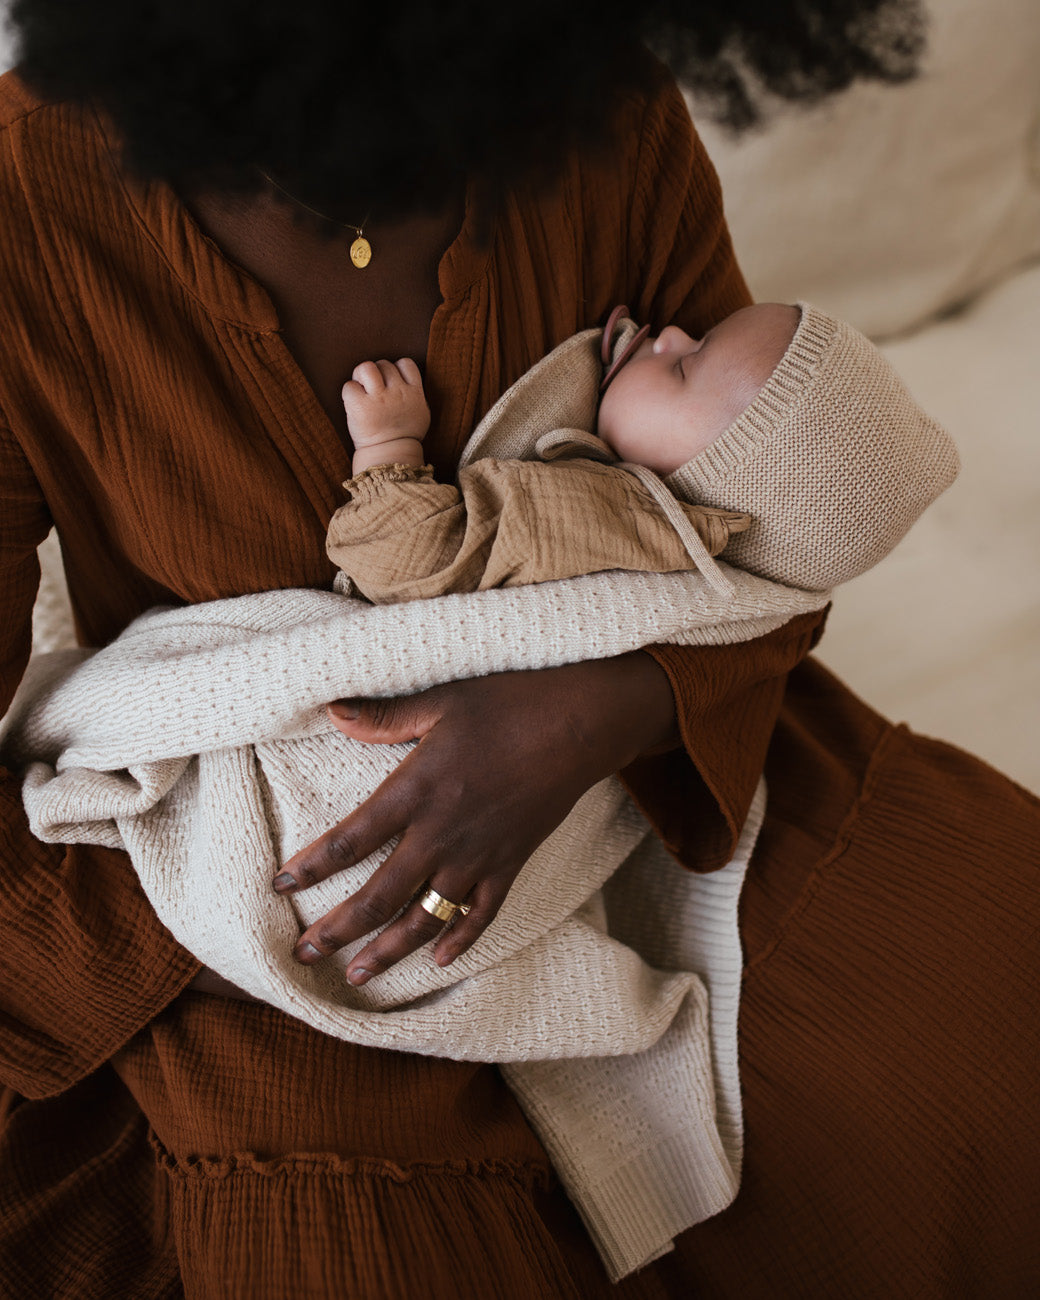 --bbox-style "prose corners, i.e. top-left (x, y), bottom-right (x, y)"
top-left (563, 651), bottom-right (680, 774)
top-left (350, 436), bottom-right (425, 475)
top-left (611, 650), bottom-right (681, 758)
